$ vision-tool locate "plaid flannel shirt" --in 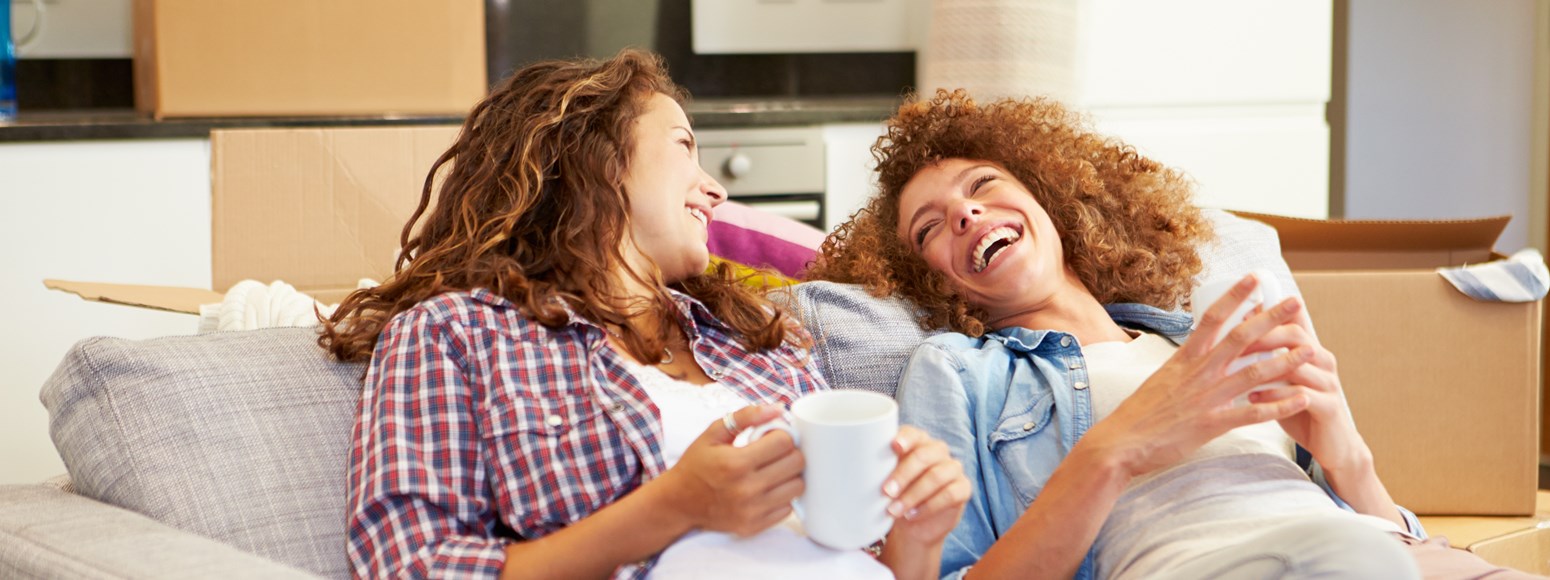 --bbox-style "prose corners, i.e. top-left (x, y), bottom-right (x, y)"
top-left (345, 288), bottom-right (824, 579)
